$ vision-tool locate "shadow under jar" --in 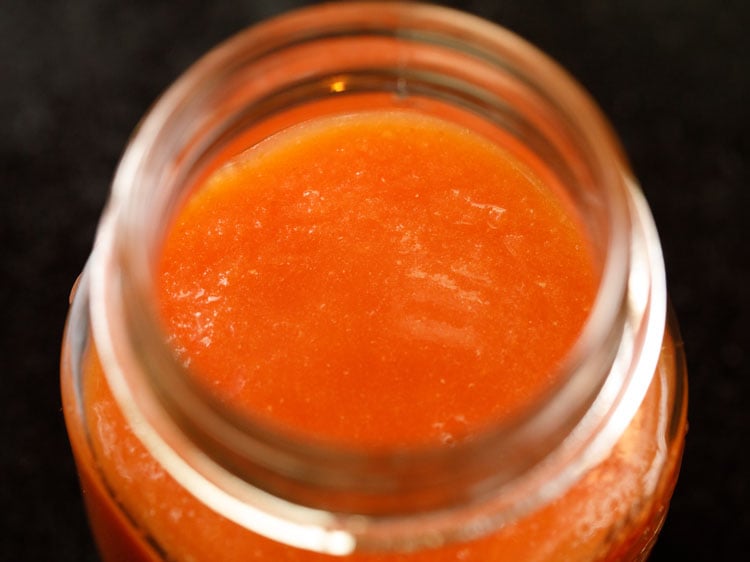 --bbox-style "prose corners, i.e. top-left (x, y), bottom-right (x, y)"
top-left (61, 3), bottom-right (687, 561)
